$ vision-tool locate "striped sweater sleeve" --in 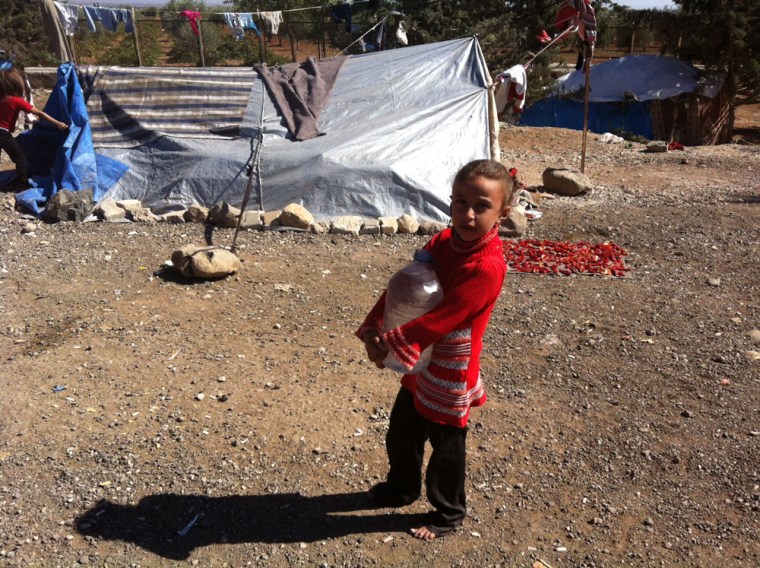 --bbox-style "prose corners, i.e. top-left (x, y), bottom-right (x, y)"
top-left (355, 290), bottom-right (387, 340)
